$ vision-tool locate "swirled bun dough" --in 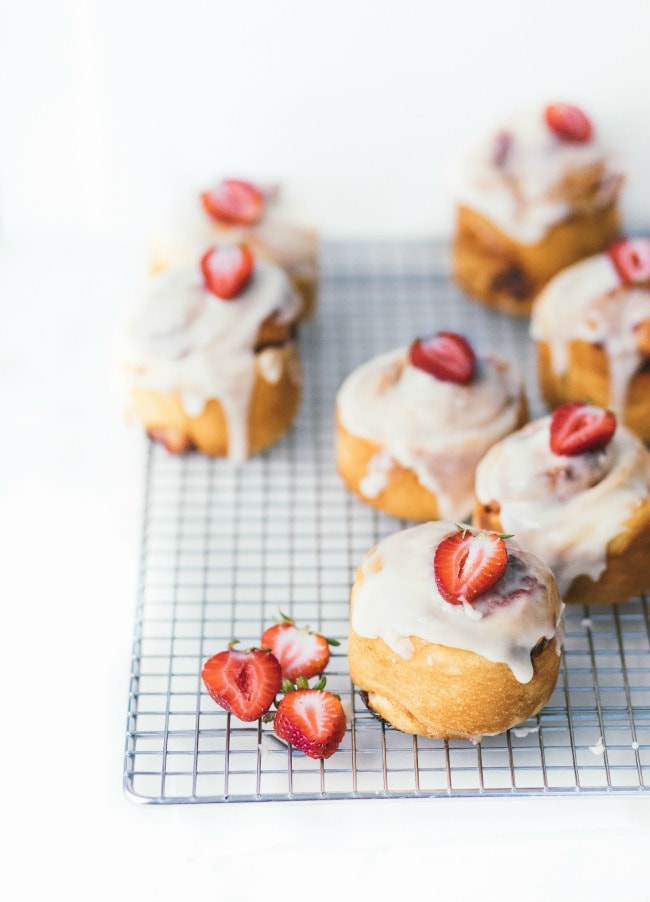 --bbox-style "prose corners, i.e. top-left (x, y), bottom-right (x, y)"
top-left (450, 103), bottom-right (623, 316)
top-left (474, 407), bottom-right (650, 605)
top-left (531, 240), bottom-right (650, 441)
top-left (348, 522), bottom-right (563, 741)
top-left (335, 333), bottom-right (527, 522)
top-left (150, 178), bottom-right (319, 319)
top-left (118, 251), bottom-right (302, 460)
